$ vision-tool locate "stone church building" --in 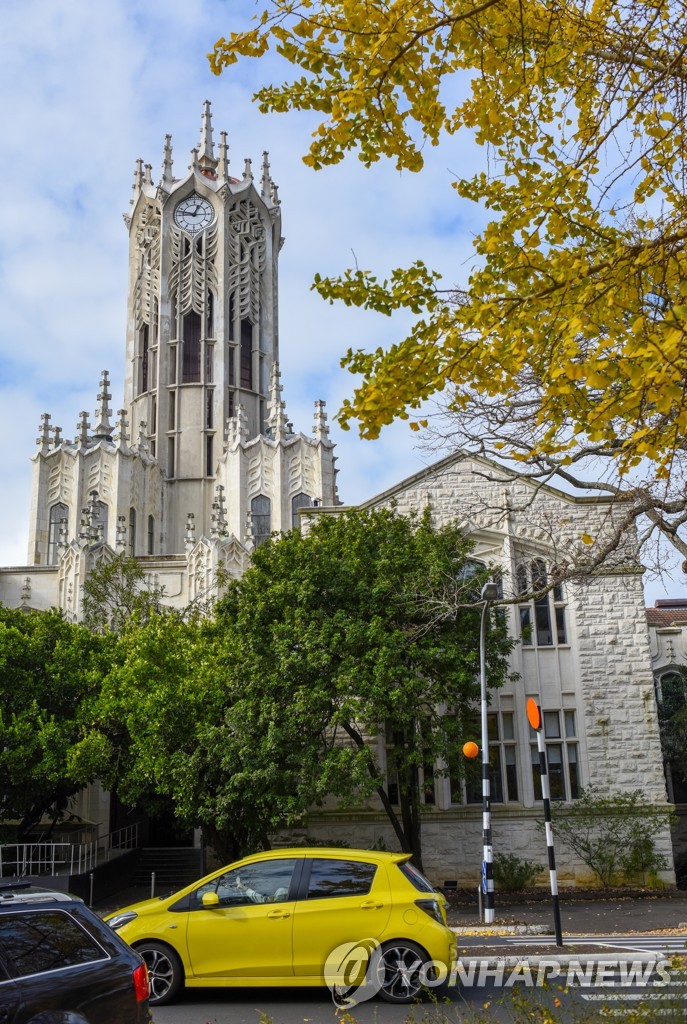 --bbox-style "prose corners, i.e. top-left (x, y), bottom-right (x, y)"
top-left (0, 105), bottom-right (676, 886)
